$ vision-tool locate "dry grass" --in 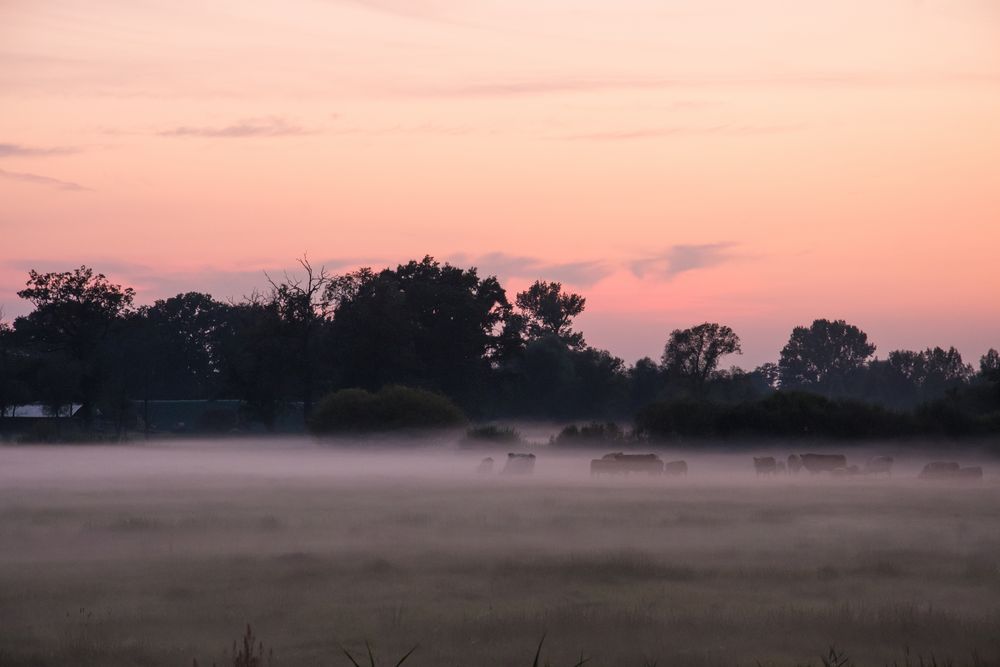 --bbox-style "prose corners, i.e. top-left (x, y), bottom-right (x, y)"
top-left (0, 445), bottom-right (998, 666)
